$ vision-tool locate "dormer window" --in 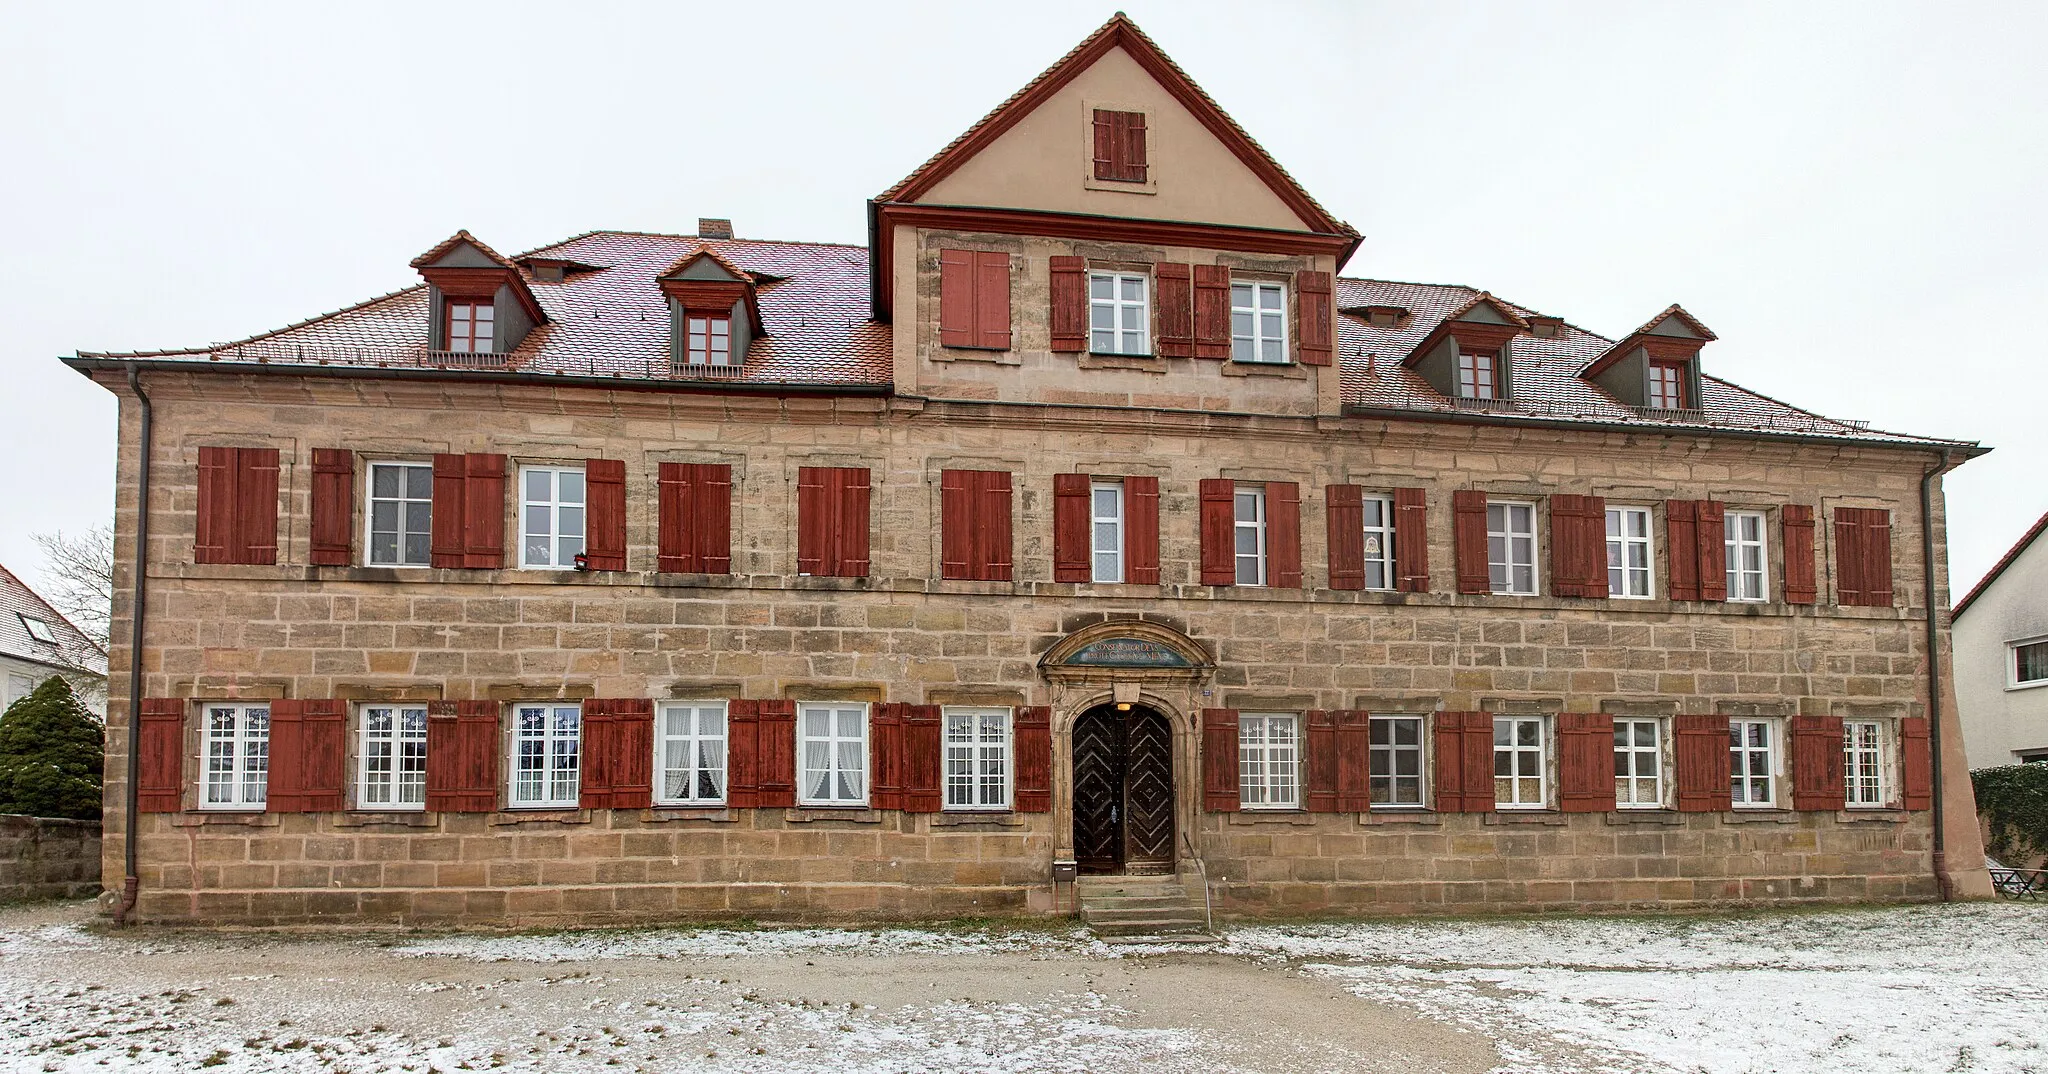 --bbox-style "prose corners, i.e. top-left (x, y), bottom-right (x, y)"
top-left (684, 314), bottom-right (733, 367)
top-left (1231, 280), bottom-right (1288, 364)
top-left (1648, 360), bottom-right (1689, 409)
top-left (1457, 350), bottom-right (1499, 400)
top-left (446, 301), bottom-right (495, 354)
top-left (411, 231), bottom-right (547, 358)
